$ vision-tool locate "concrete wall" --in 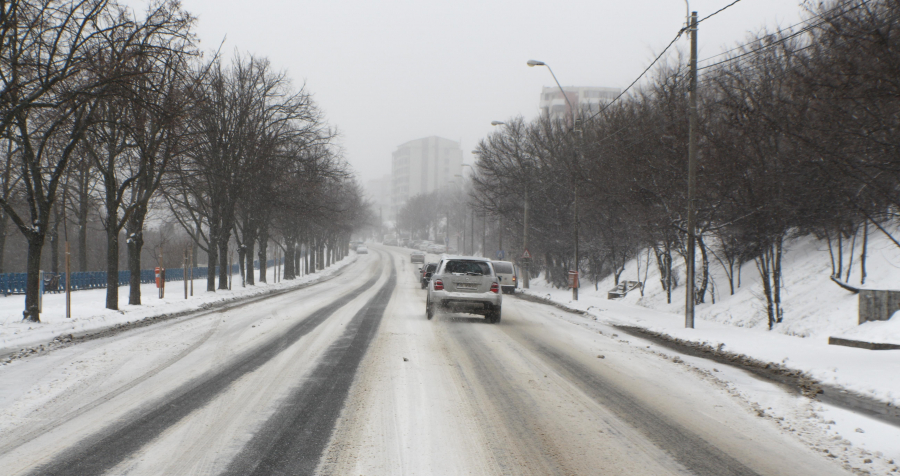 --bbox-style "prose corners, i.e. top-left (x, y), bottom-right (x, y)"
top-left (858, 290), bottom-right (900, 324)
